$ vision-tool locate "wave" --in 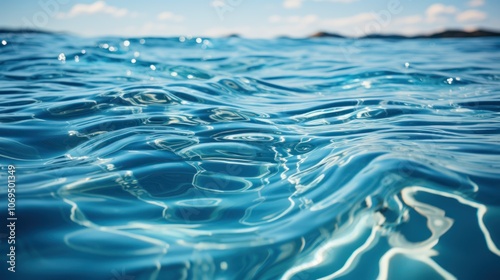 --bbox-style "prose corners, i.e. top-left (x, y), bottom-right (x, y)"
top-left (1, 32), bottom-right (499, 279)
